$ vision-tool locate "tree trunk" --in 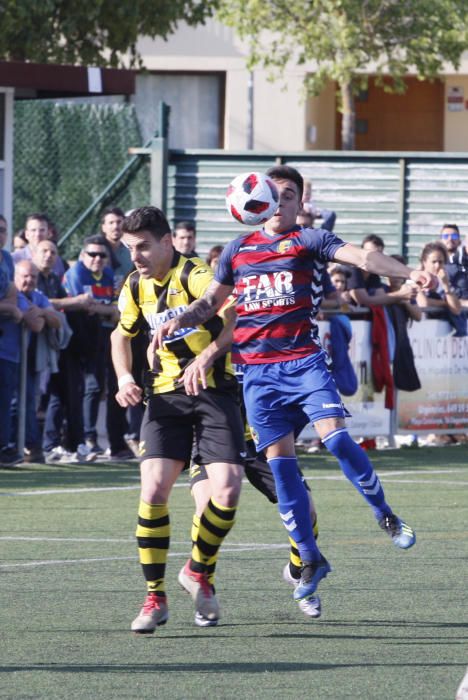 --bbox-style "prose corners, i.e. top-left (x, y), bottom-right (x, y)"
top-left (340, 80), bottom-right (356, 150)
